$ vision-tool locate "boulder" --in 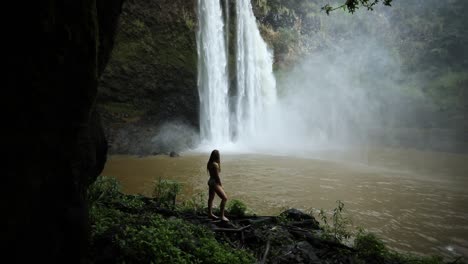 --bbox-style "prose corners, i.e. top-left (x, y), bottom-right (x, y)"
top-left (280, 208), bottom-right (313, 221)
top-left (169, 151), bottom-right (180, 157)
